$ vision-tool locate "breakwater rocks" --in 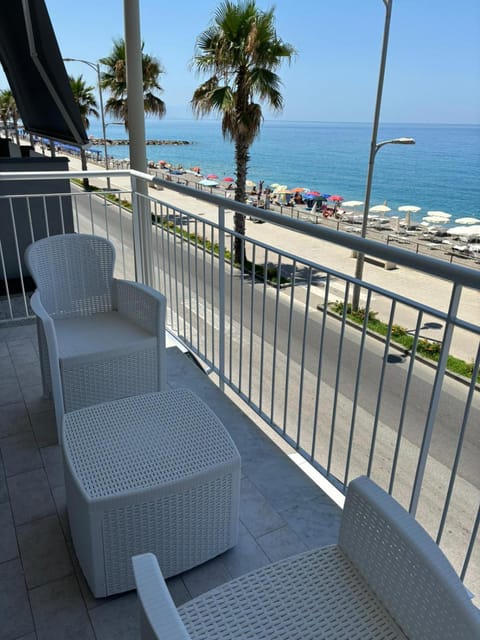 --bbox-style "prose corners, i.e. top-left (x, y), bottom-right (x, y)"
top-left (91, 138), bottom-right (192, 146)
